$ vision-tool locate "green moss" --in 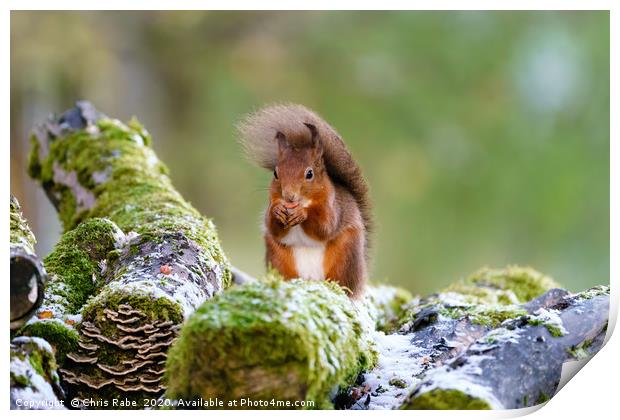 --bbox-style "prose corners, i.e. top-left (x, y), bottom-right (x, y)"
top-left (536, 392), bottom-right (550, 404)
top-left (389, 378), bottom-right (407, 389)
top-left (398, 266), bottom-right (559, 334)
top-left (576, 285), bottom-right (610, 300)
top-left (127, 116), bottom-right (153, 147)
top-left (365, 284), bottom-right (414, 332)
top-left (28, 348), bottom-right (46, 377)
top-left (28, 115), bottom-right (231, 287)
top-left (17, 320), bottom-right (79, 365)
top-left (439, 305), bottom-right (528, 328)
top-left (567, 338), bottom-right (593, 360)
top-left (526, 319), bottom-right (563, 337)
top-left (165, 278), bottom-right (376, 409)
top-left (11, 372), bottom-right (31, 387)
top-left (11, 337), bottom-right (59, 388)
top-left (10, 196), bottom-right (36, 253)
top-left (406, 389), bottom-right (491, 410)
top-left (43, 218), bottom-right (121, 313)
top-left (444, 266), bottom-right (560, 304)
top-left (444, 285), bottom-right (520, 306)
